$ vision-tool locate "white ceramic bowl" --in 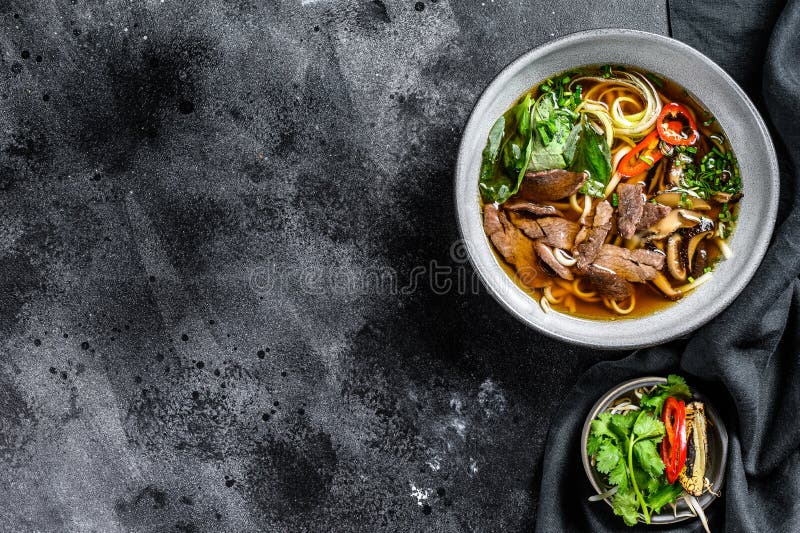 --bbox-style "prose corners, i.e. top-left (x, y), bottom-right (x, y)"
top-left (454, 29), bottom-right (779, 349)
